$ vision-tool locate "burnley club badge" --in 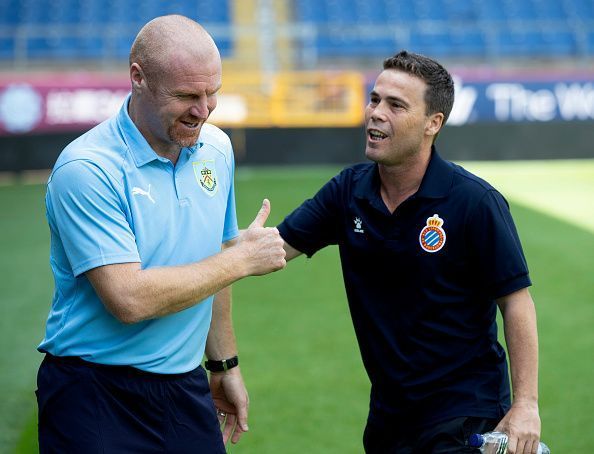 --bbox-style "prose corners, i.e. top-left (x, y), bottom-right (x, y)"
top-left (193, 160), bottom-right (218, 196)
